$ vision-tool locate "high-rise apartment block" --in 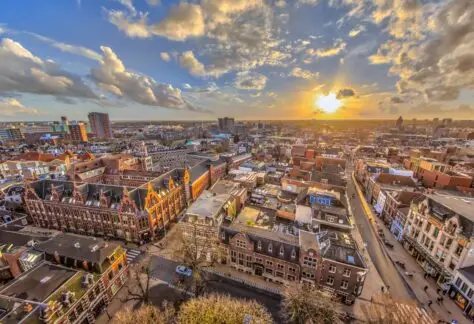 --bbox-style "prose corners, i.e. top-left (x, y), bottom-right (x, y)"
top-left (88, 112), bottom-right (113, 139)
top-left (68, 122), bottom-right (88, 142)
